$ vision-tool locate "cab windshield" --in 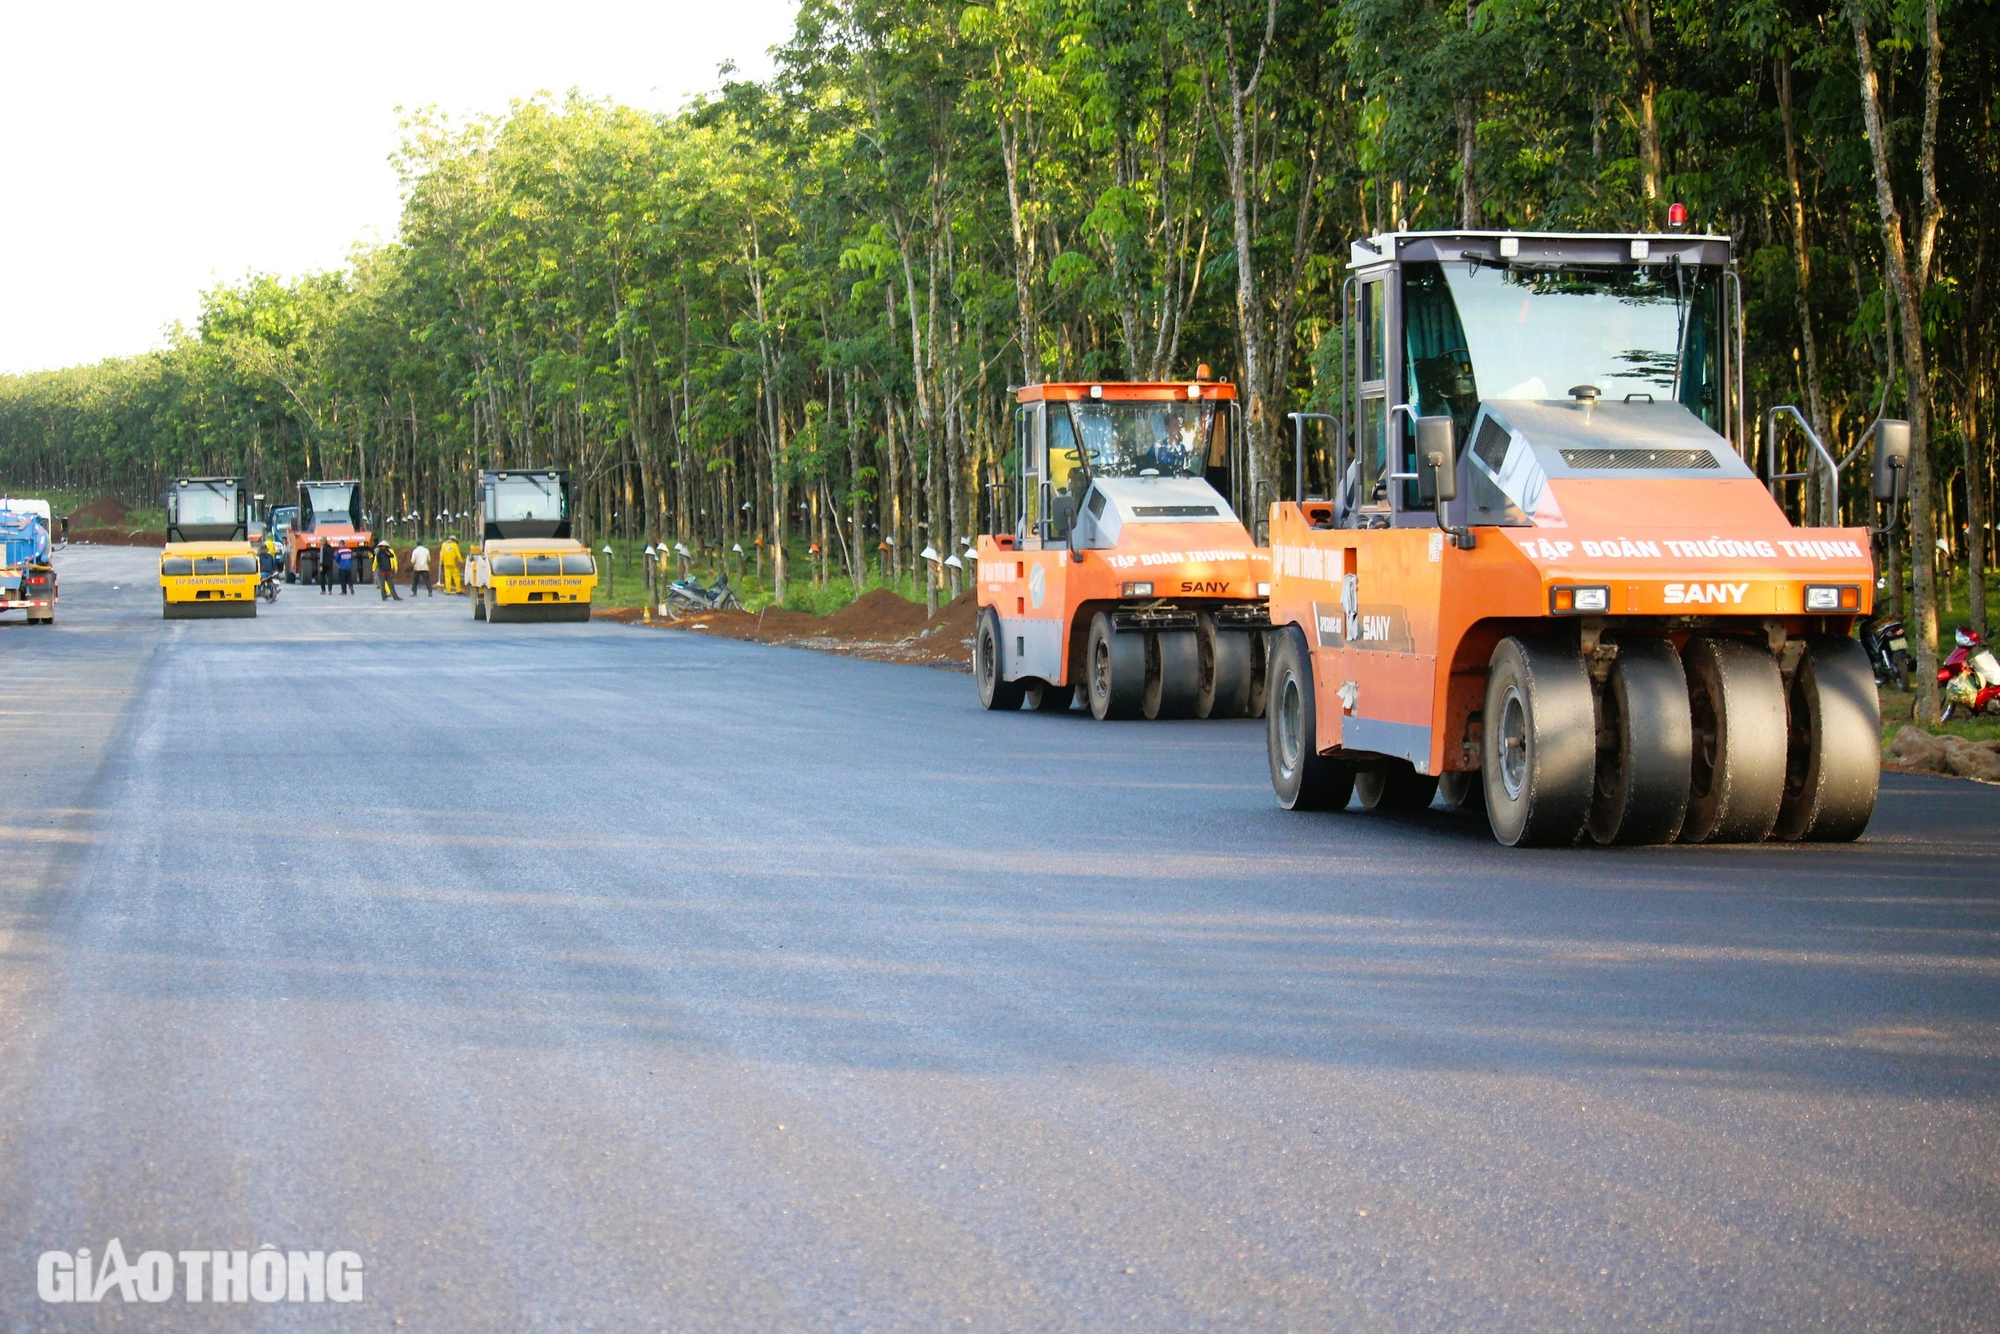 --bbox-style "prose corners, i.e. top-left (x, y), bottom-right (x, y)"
top-left (1049, 401), bottom-right (1219, 489)
top-left (492, 476), bottom-right (567, 524)
top-left (1404, 259), bottom-right (1723, 440)
top-left (174, 484), bottom-right (239, 528)
top-left (303, 485), bottom-right (358, 528)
